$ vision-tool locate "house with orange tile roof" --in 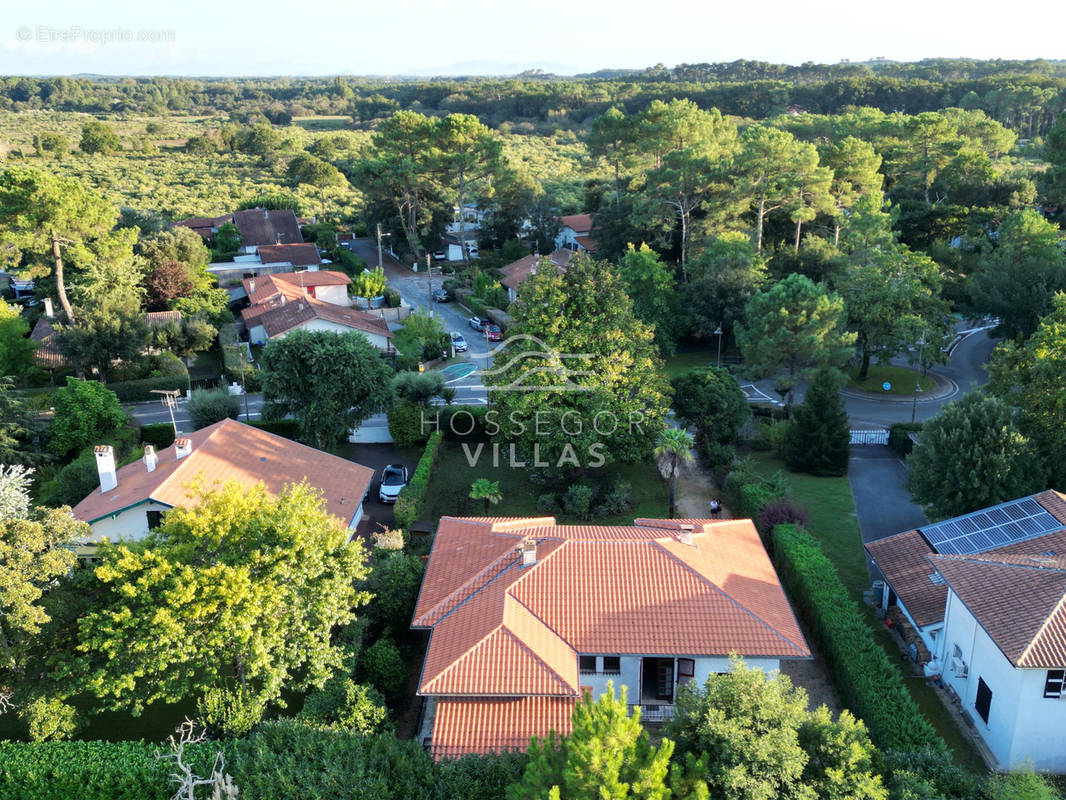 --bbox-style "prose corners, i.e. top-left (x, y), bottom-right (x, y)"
top-left (498, 248), bottom-right (576, 304)
top-left (865, 489), bottom-right (1066, 770)
top-left (554, 213), bottom-right (597, 253)
top-left (70, 418), bottom-right (374, 550)
top-left (412, 516), bottom-right (810, 760)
